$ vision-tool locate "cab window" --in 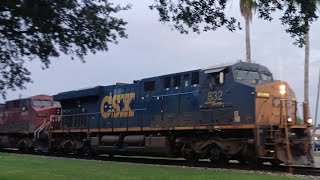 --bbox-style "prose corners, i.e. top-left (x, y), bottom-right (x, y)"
top-left (235, 70), bottom-right (260, 80)
top-left (33, 100), bottom-right (52, 107)
top-left (53, 101), bottom-right (61, 107)
top-left (207, 72), bottom-right (224, 86)
top-left (261, 73), bottom-right (272, 81)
